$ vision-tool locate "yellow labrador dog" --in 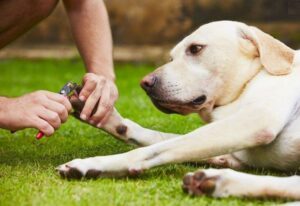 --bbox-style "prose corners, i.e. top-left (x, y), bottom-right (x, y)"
top-left (58, 21), bottom-right (300, 200)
